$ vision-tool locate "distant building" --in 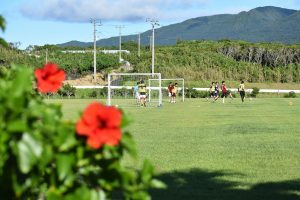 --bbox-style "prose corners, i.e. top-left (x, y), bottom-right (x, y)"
top-left (61, 50), bottom-right (130, 54)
